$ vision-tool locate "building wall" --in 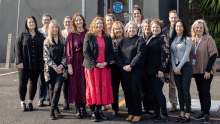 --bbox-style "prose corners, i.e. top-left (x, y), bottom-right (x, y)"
top-left (0, 0), bottom-right (97, 62)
